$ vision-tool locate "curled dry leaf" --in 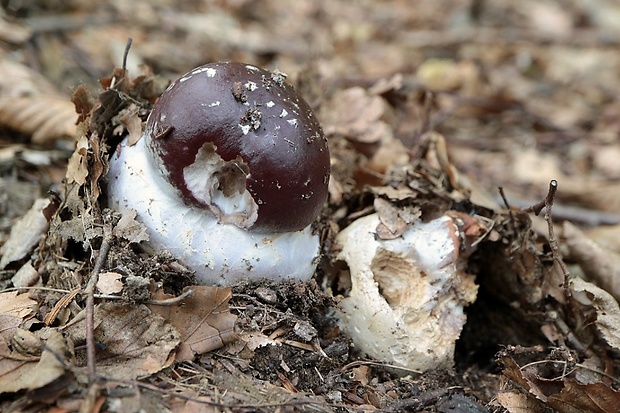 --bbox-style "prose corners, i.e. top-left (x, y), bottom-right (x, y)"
top-left (0, 96), bottom-right (77, 144)
top-left (0, 198), bottom-right (51, 270)
top-left (149, 286), bottom-right (237, 361)
top-left (563, 221), bottom-right (620, 302)
top-left (570, 277), bottom-right (620, 352)
top-left (65, 133), bottom-right (89, 186)
top-left (11, 262), bottom-right (40, 289)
